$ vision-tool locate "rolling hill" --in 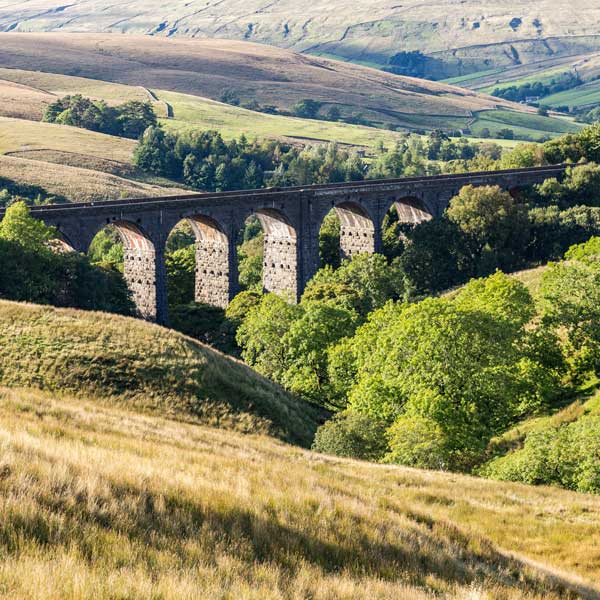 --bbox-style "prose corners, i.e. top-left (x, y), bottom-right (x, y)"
top-left (0, 384), bottom-right (599, 598)
top-left (0, 300), bottom-right (324, 446)
top-left (0, 32), bottom-right (545, 133)
top-left (0, 1), bottom-right (599, 77)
